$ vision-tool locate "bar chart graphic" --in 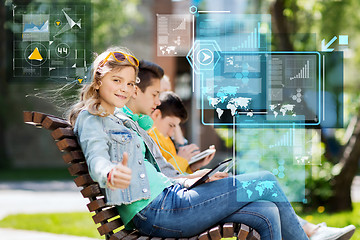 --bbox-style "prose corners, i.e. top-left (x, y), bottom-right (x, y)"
top-left (285, 55), bottom-right (316, 89)
top-left (290, 60), bottom-right (310, 80)
top-left (230, 22), bottom-right (264, 51)
top-left (269, 128), bottom-right (294, 148)
top-left (239, 22), bottom-right (261, 49)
